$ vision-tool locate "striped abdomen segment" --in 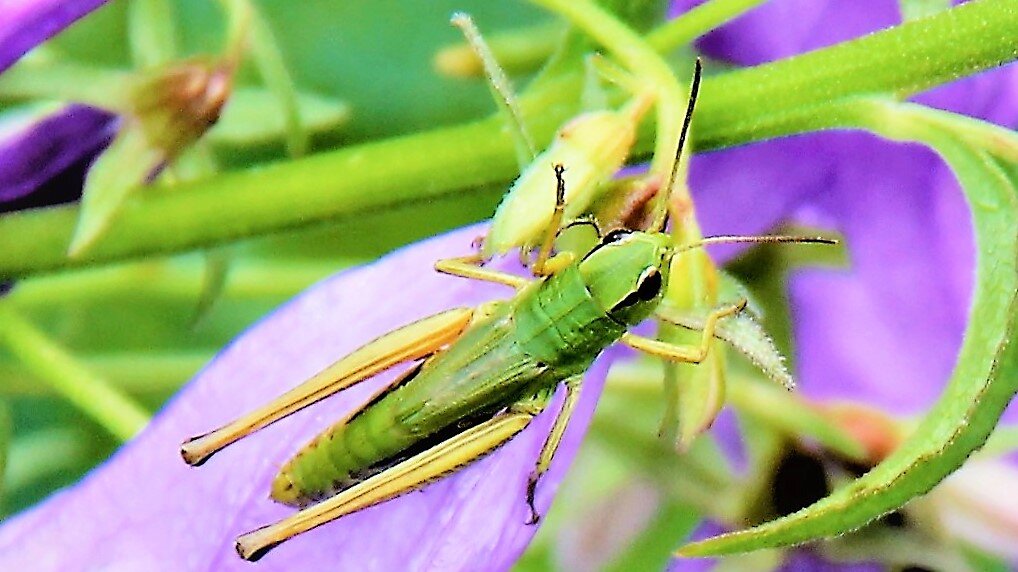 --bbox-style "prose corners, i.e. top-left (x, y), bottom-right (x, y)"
top-left (269, 365), bottom-right (423, 507)
top-left (271, 308), bottom-right (543, 507)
